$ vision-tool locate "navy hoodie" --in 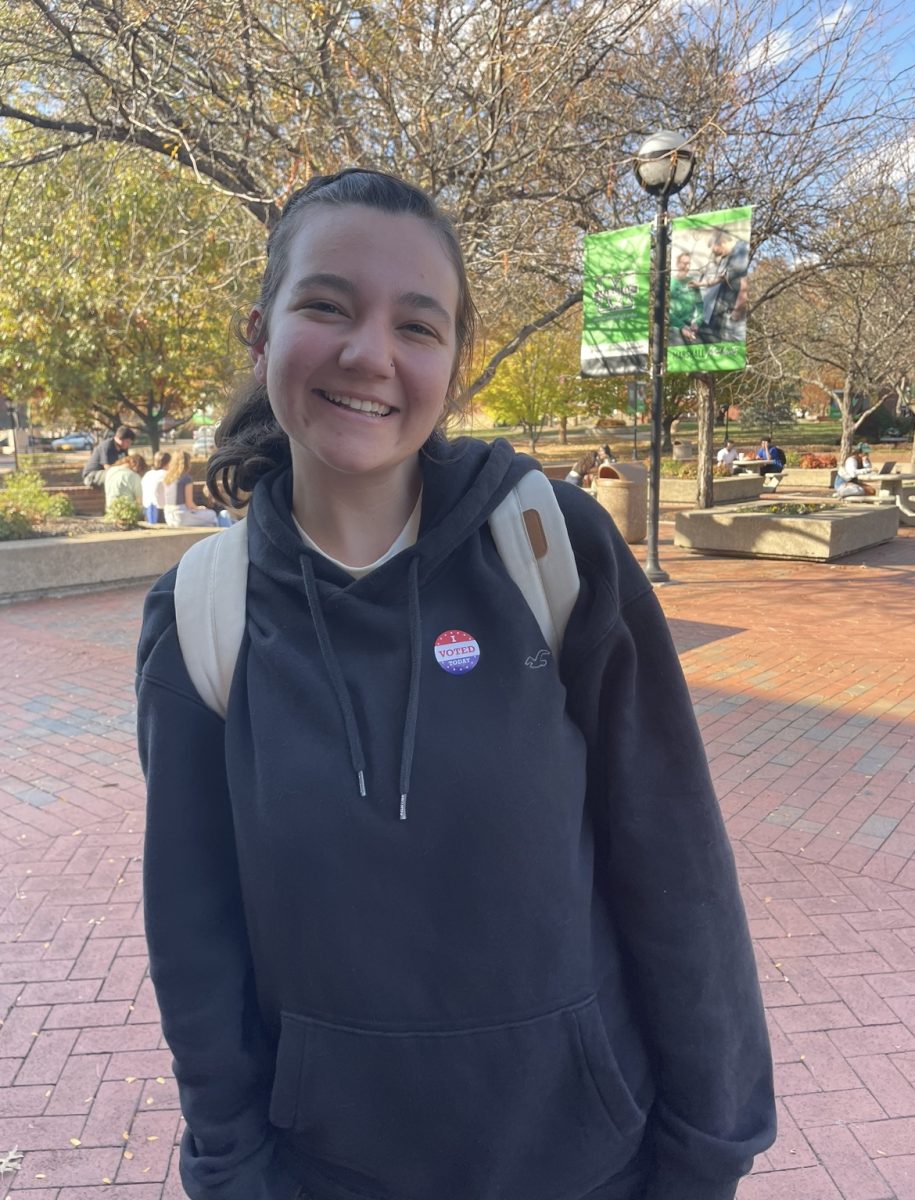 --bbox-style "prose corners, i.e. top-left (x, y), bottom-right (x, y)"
top-left (136, 437), bottom-right (775, 1200)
